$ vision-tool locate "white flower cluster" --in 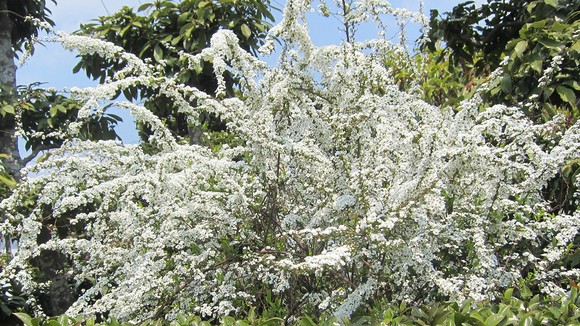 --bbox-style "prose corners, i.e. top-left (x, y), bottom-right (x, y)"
top-left (538, 55), bottom-right (564, 88)
top-left (1, 0), bottom-right (579, 322)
